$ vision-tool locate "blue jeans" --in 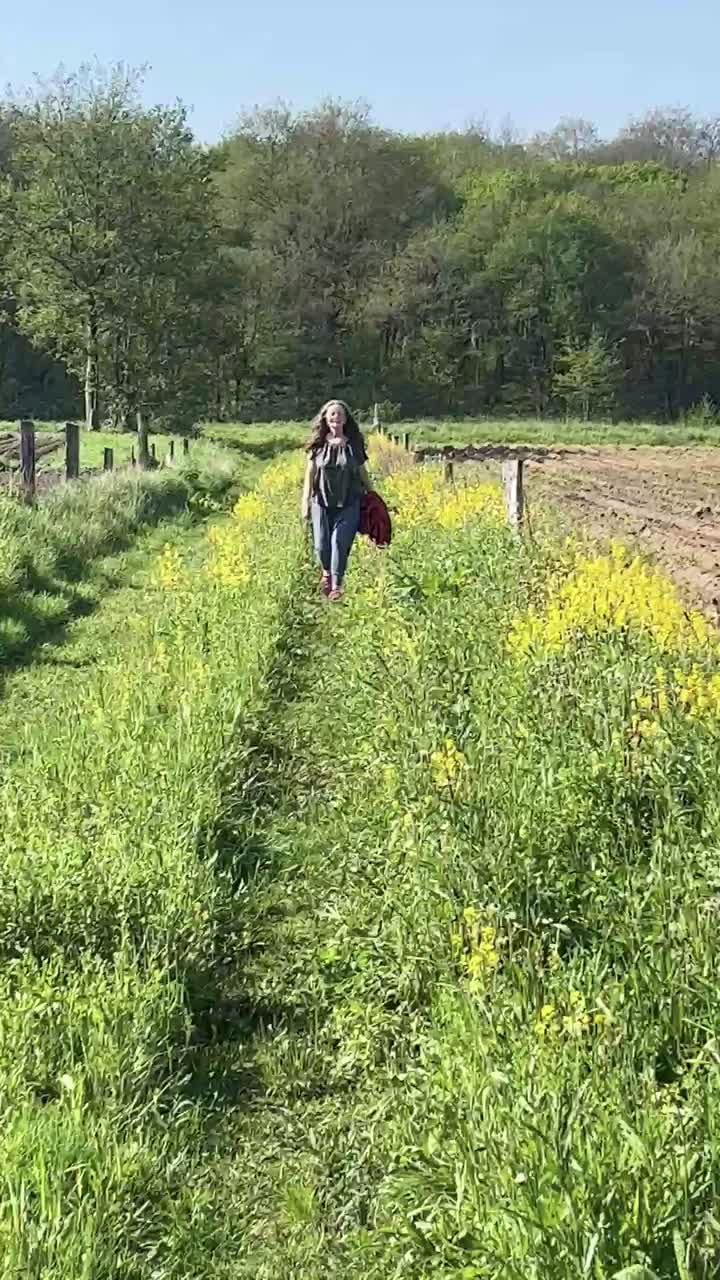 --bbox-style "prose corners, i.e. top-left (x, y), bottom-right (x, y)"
top-left (311, 498), bottom-right (360, 586)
